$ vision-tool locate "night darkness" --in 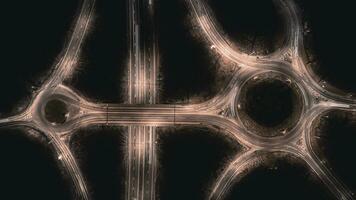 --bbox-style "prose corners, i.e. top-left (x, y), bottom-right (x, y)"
top-left (0, 0), bottom-right (356, 200)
